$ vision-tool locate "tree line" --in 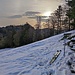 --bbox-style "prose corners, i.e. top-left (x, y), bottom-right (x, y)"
top-left (0, 23), bottom-right (55, 49)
